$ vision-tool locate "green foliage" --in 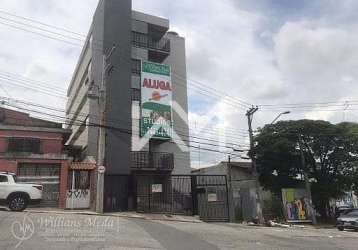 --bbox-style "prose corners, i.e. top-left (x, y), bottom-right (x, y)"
top-left (254, 120), bottom-right (358, 216)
